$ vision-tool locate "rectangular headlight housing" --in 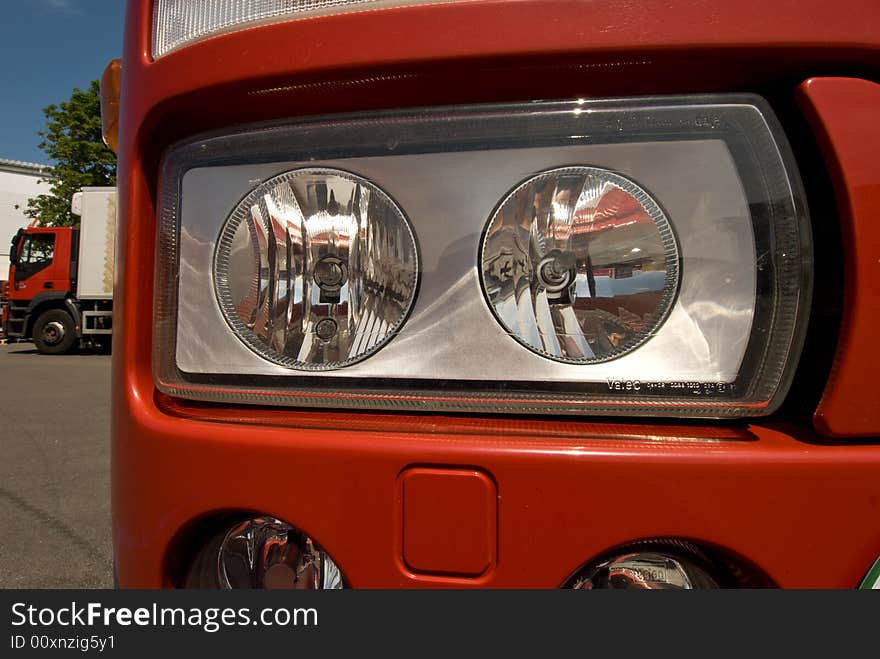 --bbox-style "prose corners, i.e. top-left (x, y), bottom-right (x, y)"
top-left (154, 96), bottom-right (811, 418)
